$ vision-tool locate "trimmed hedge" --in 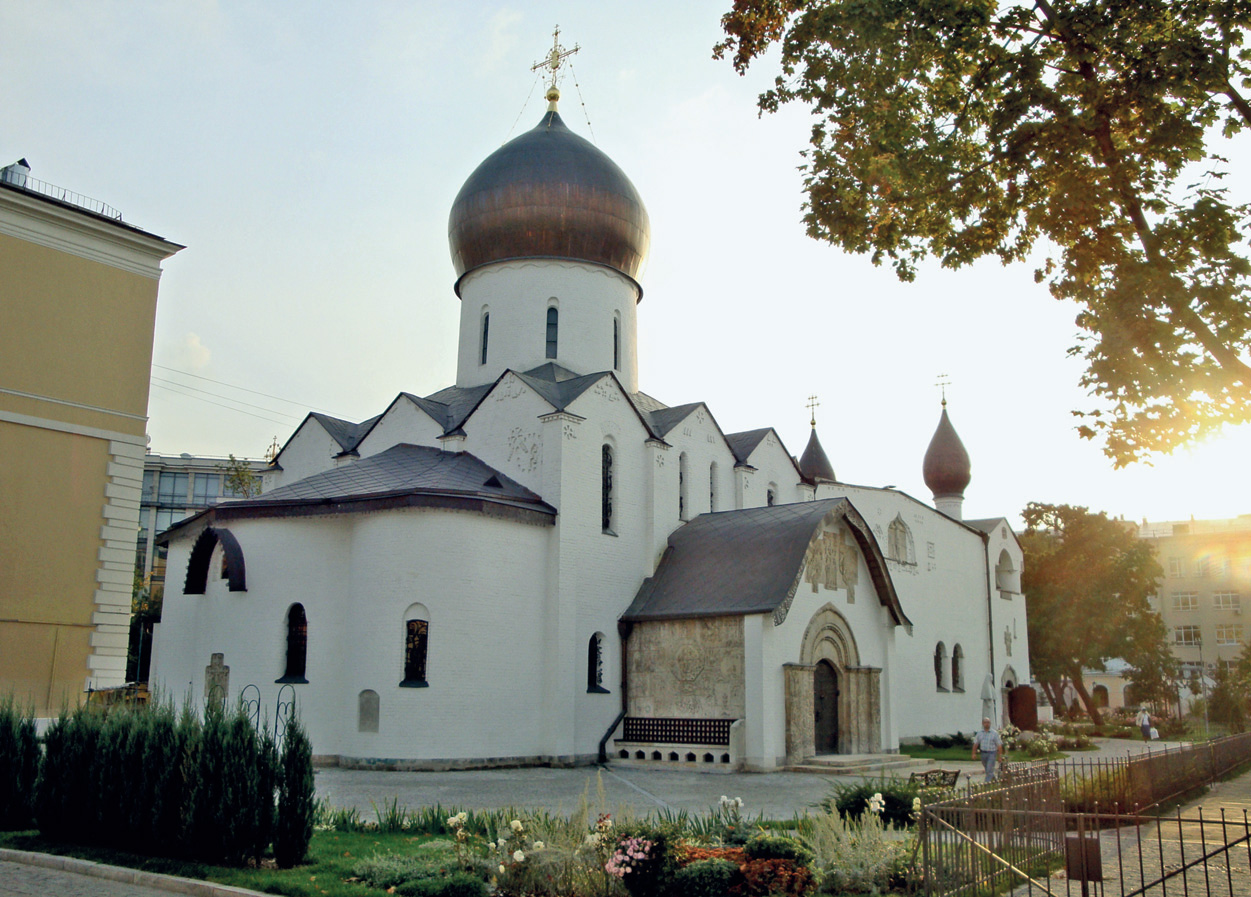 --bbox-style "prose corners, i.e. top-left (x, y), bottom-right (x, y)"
top-left (0, 697), bottom-right (38, 829)
top-left (15, 698), bottom-right (312, 867)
